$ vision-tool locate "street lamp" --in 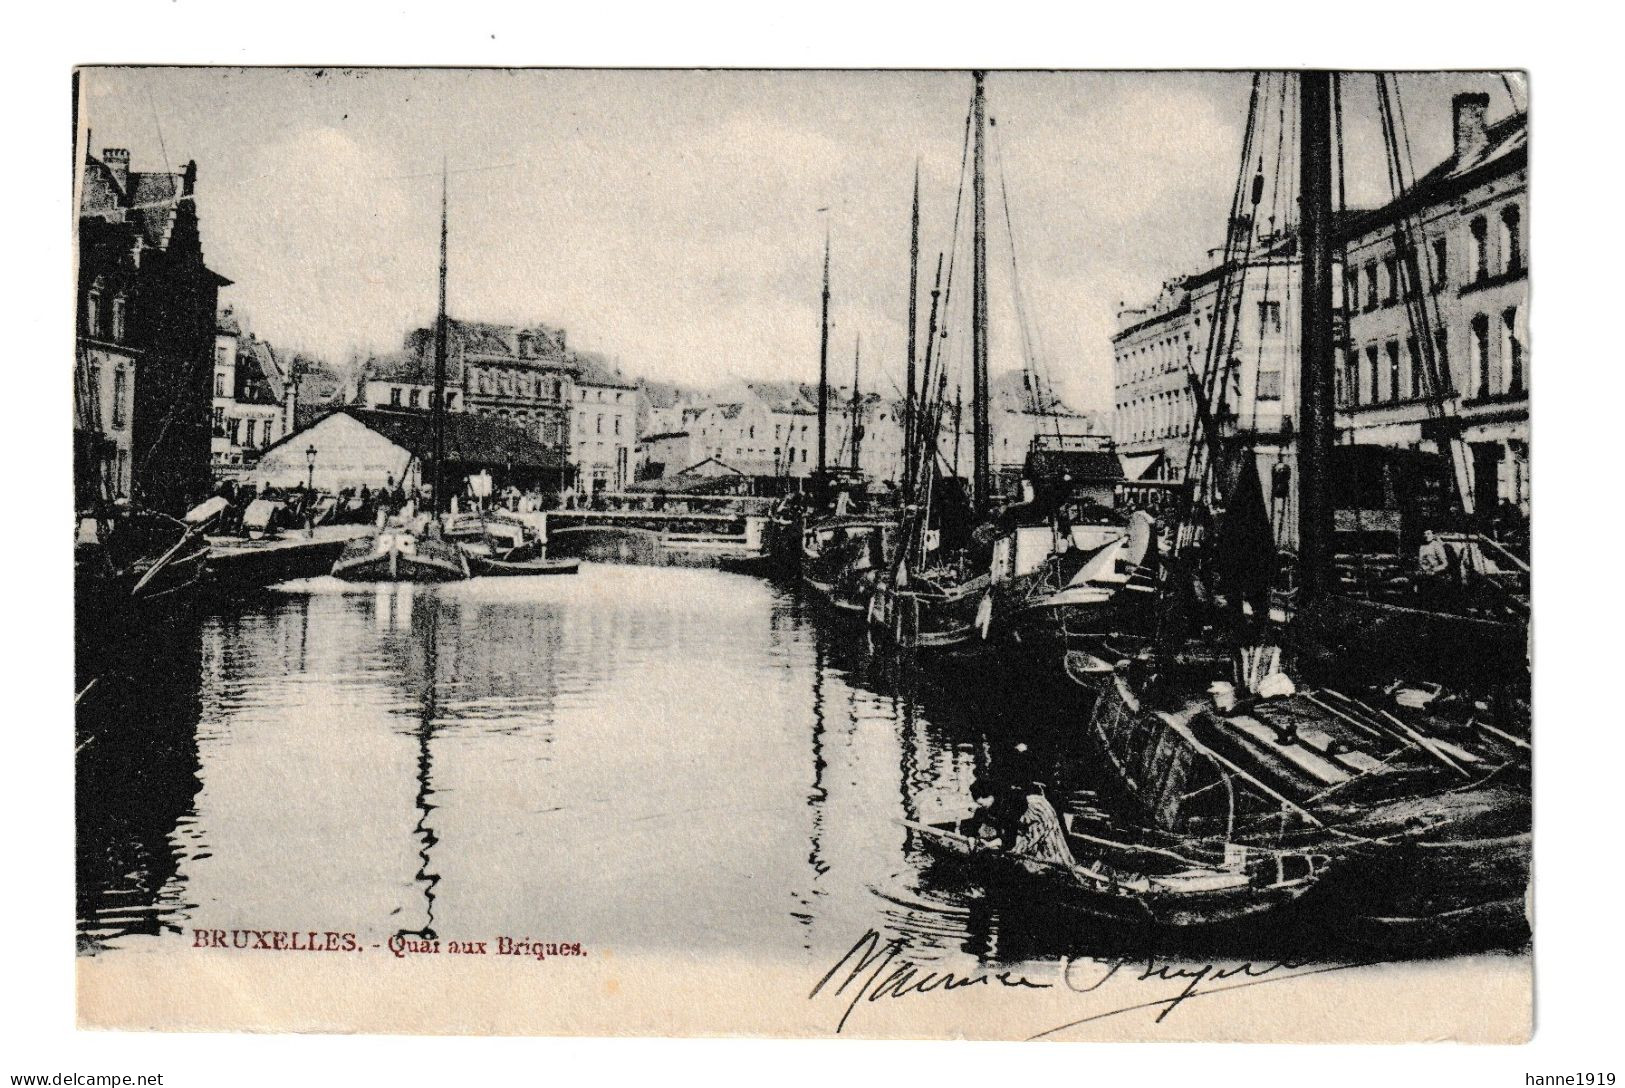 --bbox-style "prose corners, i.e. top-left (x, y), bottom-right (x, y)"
top-left (305, 444), bottom-right (318, 493)
top-left (304, 445), bottom-right (318, 537)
